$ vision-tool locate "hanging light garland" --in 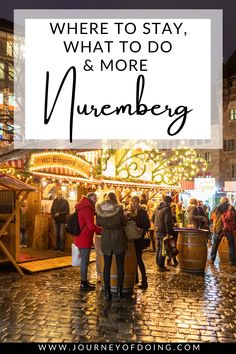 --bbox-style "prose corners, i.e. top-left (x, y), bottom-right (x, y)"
top-left (100, 143), bottom-right (208, 186)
